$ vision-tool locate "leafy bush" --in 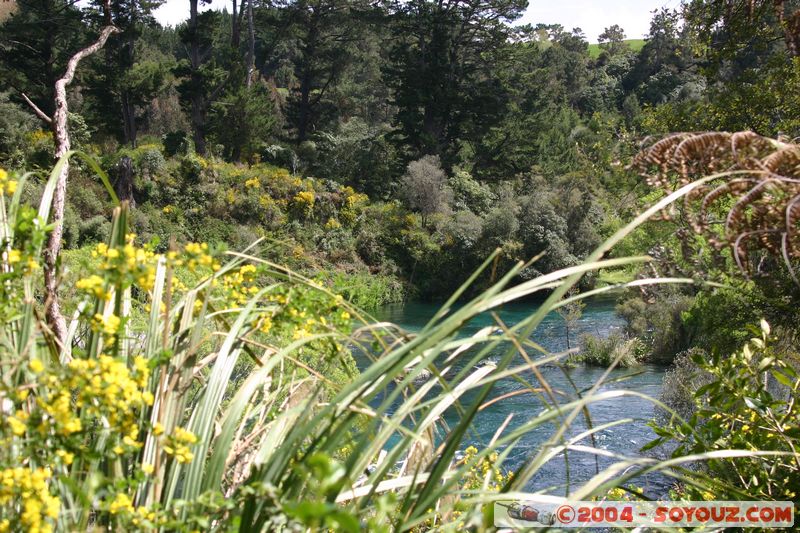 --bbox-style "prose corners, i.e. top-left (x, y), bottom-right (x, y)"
top-left (399, 155), bottom-right (453, 227)
top-left (162, 130), bottom-right (192, 157)
top-left (323, 270), bottom-right (405, 309)
top-left (448, 168), bottom-right (495, 214)
top-left (657, 348), bottom-right (712, 424)
top-left (134, 145), bottom-right (166, 179)
top-left (0, 91), bottom-right (37, 165)
top-left (575, 331), bottom-right (642, 368)
top-left (650, 321), bottom-right (800, 503)
top-left (616, 293), bottom-right (694, 364)
top-left (77, 214), bottom-right (111, 246)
